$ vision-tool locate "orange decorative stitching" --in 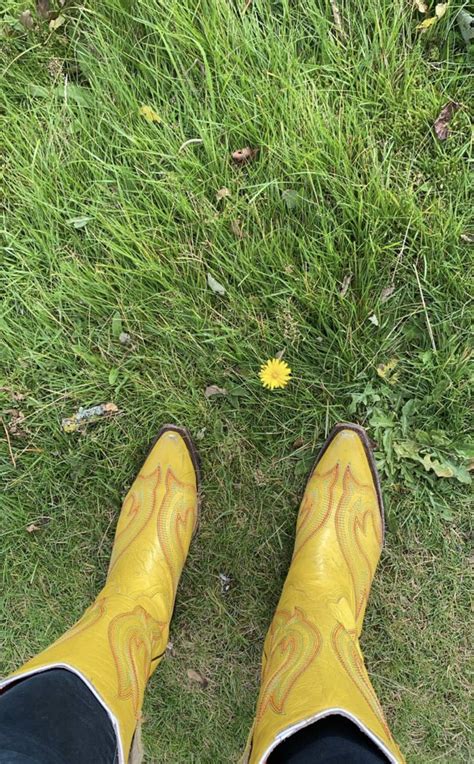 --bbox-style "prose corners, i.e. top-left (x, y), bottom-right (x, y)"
top-left (109, 467), bottom-right (162, 572)
top-left (108, 606), bottom-right (165, 718)
top-left (335, 466), bottom-right (381, 625)
top-left (293, 464), bottom-right (339, 559)
top-left (332, 623), bottom-right (392, 739)
top-left (256, 607), bottom-right (321, 720)
top-left (157, 468), bottom-right (197, 601)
